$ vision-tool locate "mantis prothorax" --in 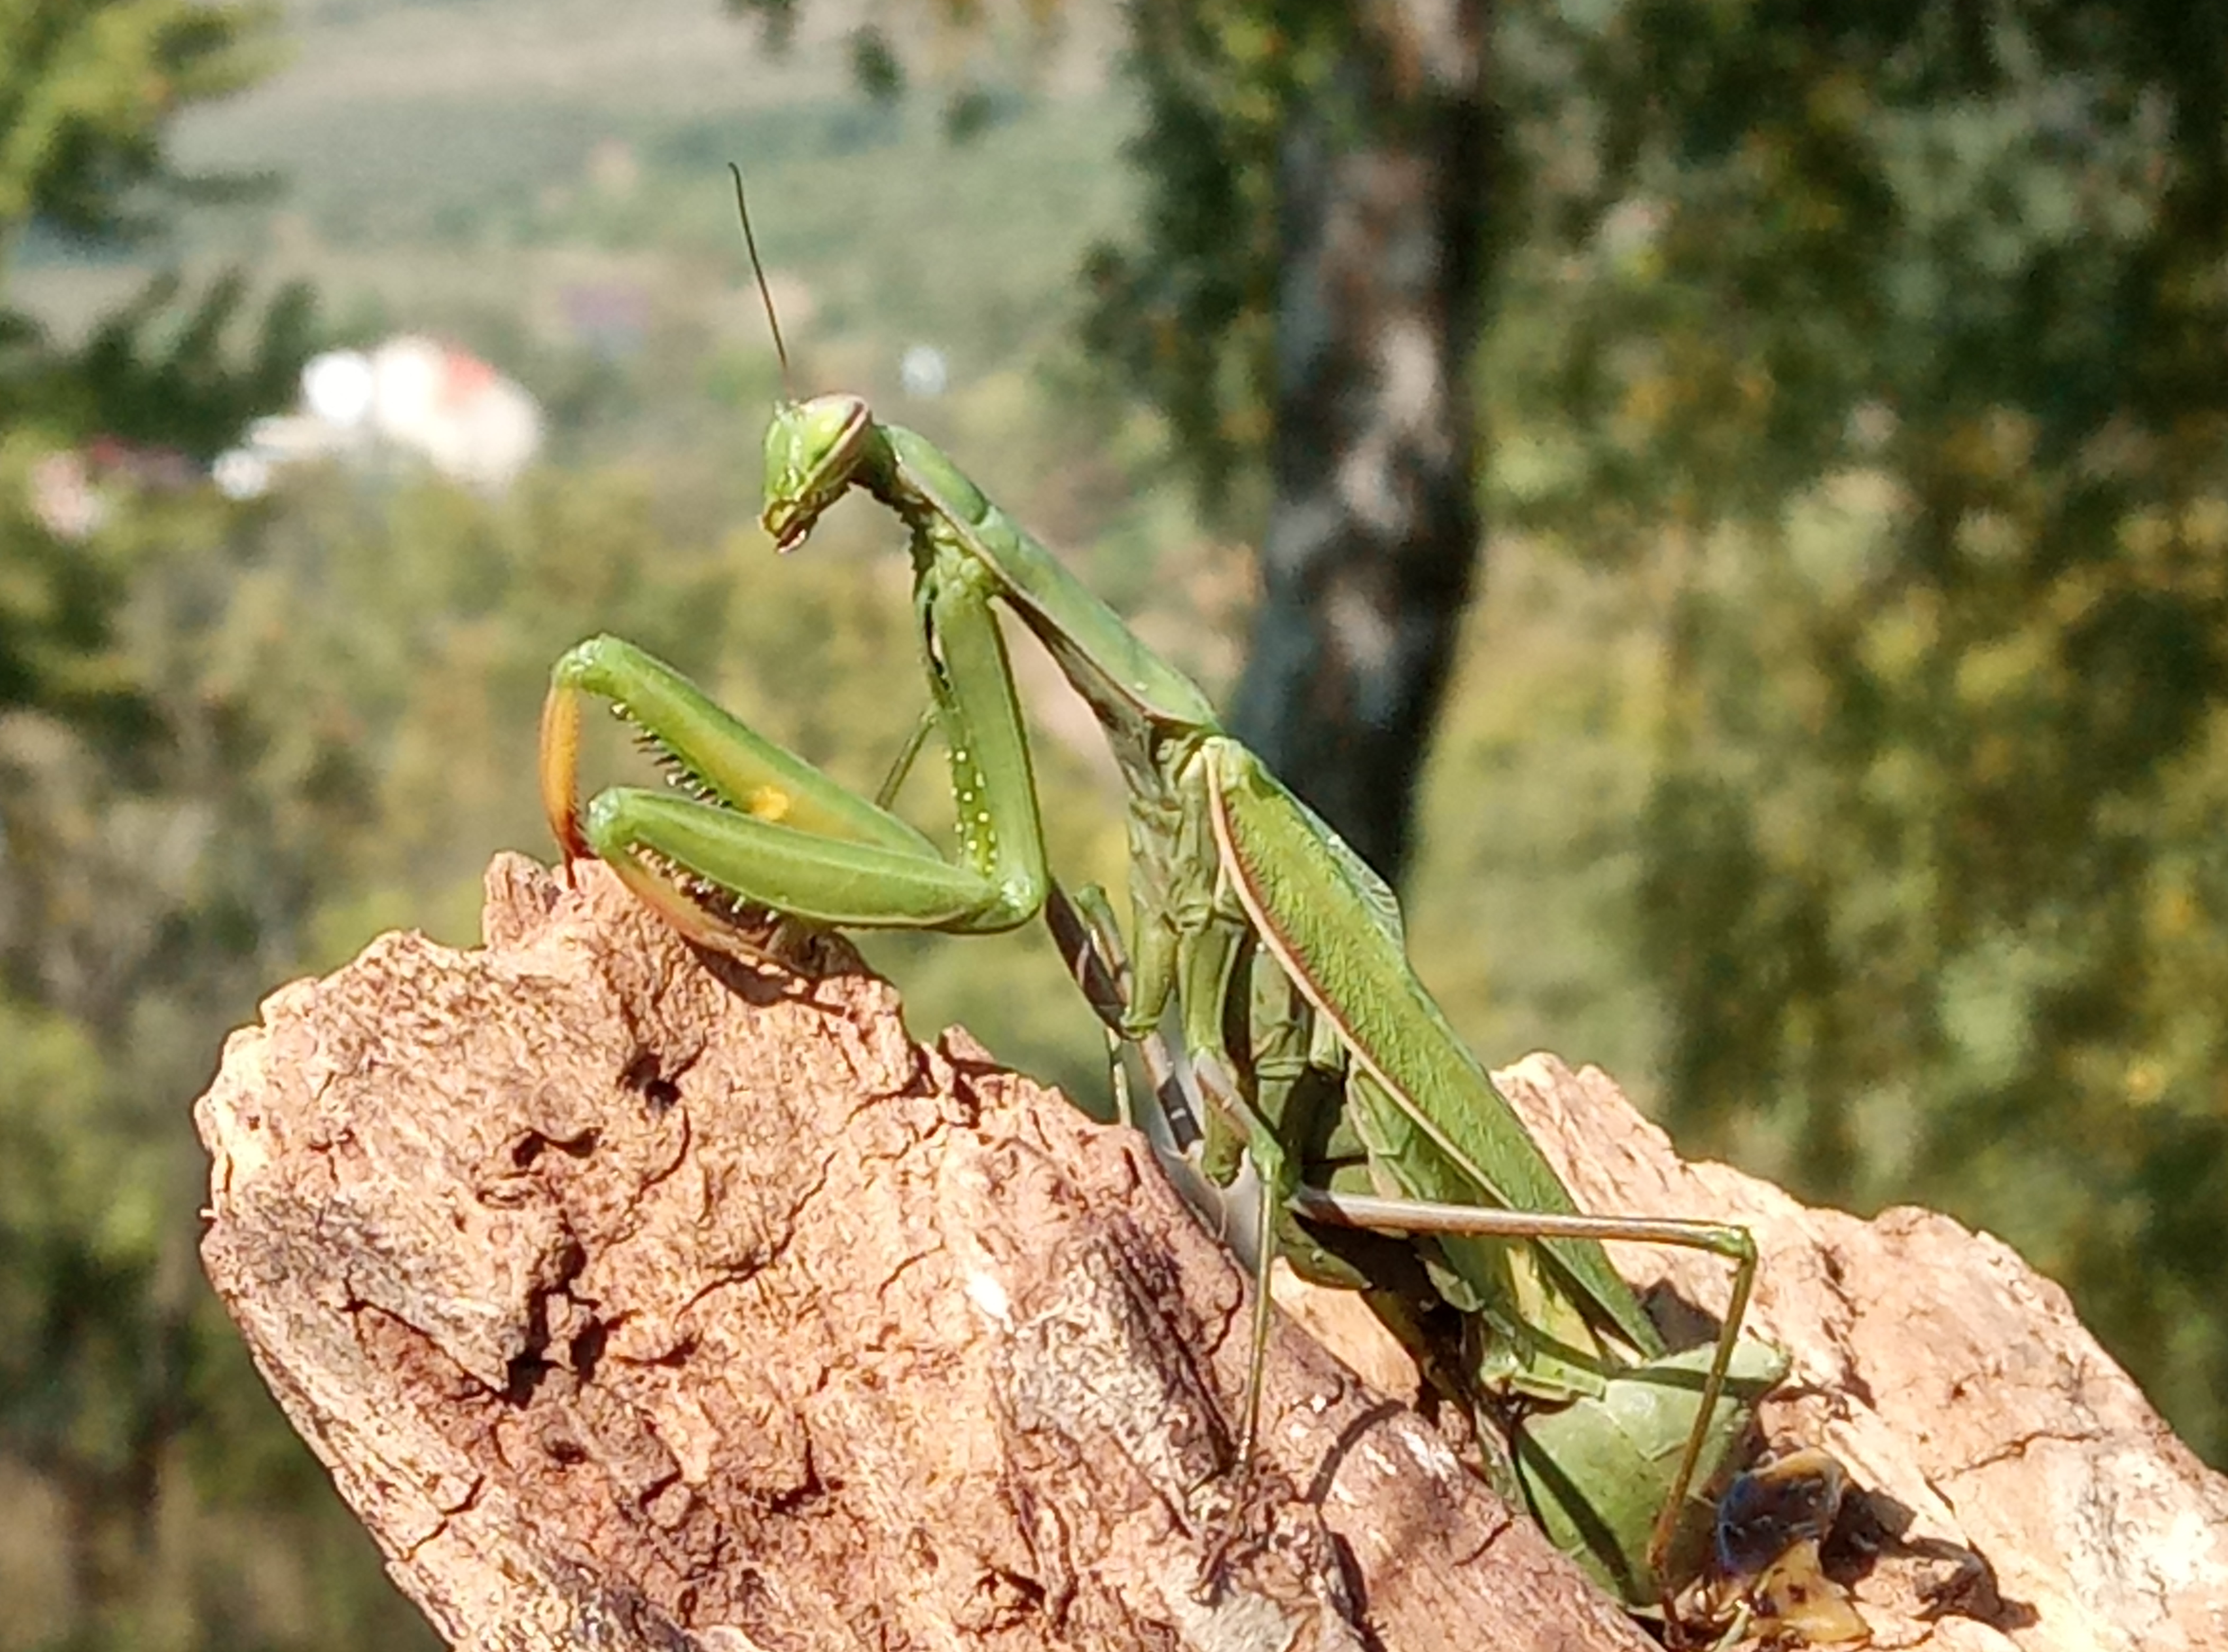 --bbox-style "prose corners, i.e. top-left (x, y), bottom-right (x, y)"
top-left (537, 182), bottom-right (1787, 1614)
